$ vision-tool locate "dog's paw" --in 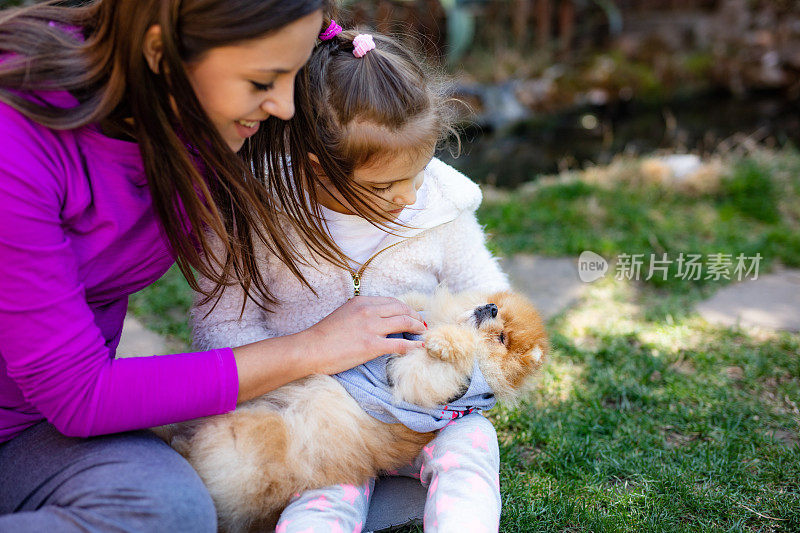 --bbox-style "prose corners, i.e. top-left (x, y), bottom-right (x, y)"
top-left (425, 325), bottom-right (481, 370)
